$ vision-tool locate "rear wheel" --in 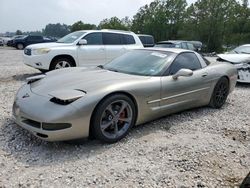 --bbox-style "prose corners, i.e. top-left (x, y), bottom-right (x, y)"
top-left (91, 94), bottom-right (136, 143)
top-left (16, 43), bottom-right (24, 50)
top-left (50, 58), bottom-right (74, 70)
top-left (209, 77), bottom-right (229, 108)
